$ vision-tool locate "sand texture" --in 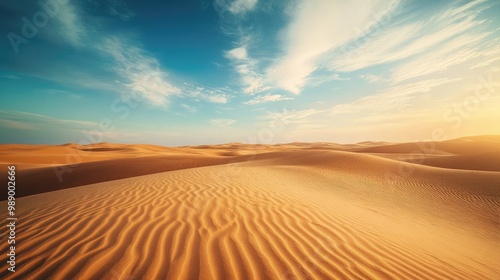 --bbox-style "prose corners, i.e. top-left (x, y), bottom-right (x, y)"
top-left (0, 136), bottom-right (499, 279)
